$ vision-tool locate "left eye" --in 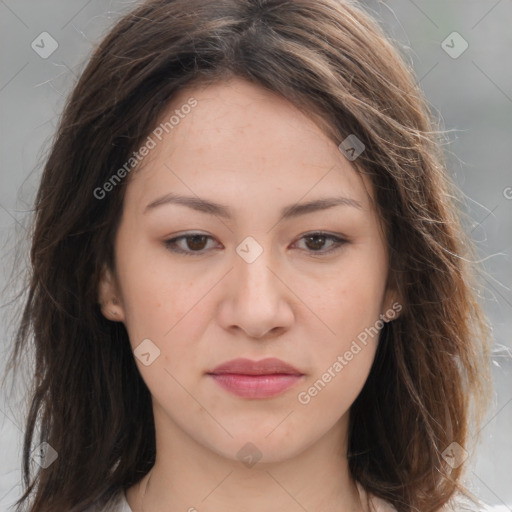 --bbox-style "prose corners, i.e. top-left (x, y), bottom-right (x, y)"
top-left (294, 232), bottom-right (347, 254)
top-left (163, 232), bottom-right (347, 256)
